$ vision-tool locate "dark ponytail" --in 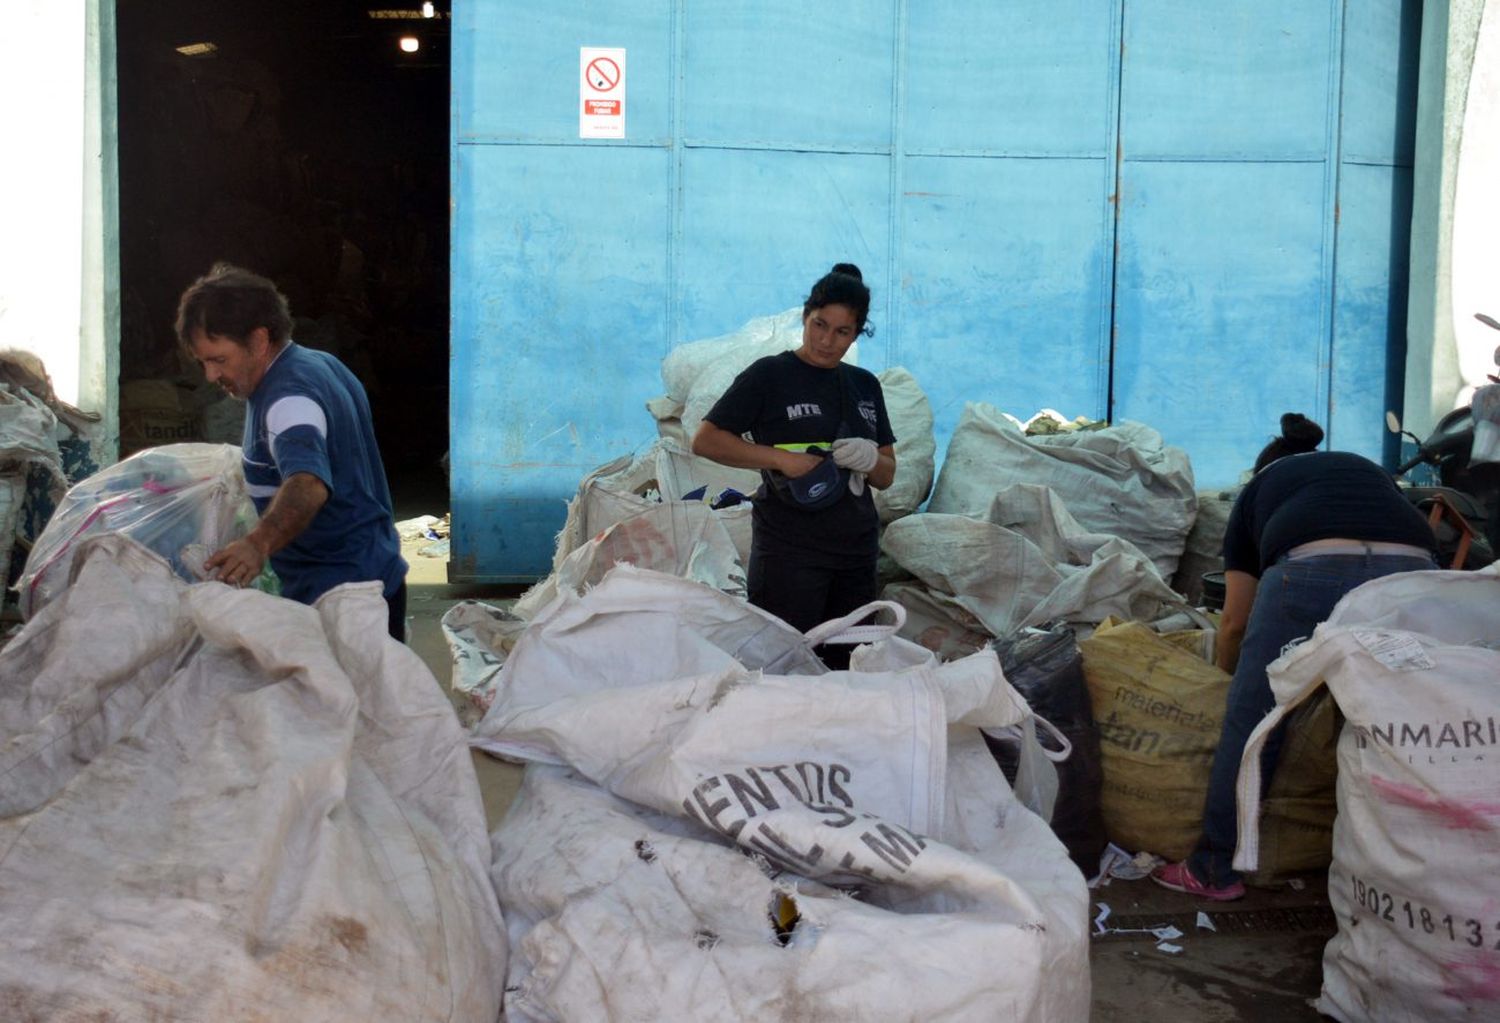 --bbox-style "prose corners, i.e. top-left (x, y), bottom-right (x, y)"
top-left (1252, 412), bottom-right (1325, 473)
